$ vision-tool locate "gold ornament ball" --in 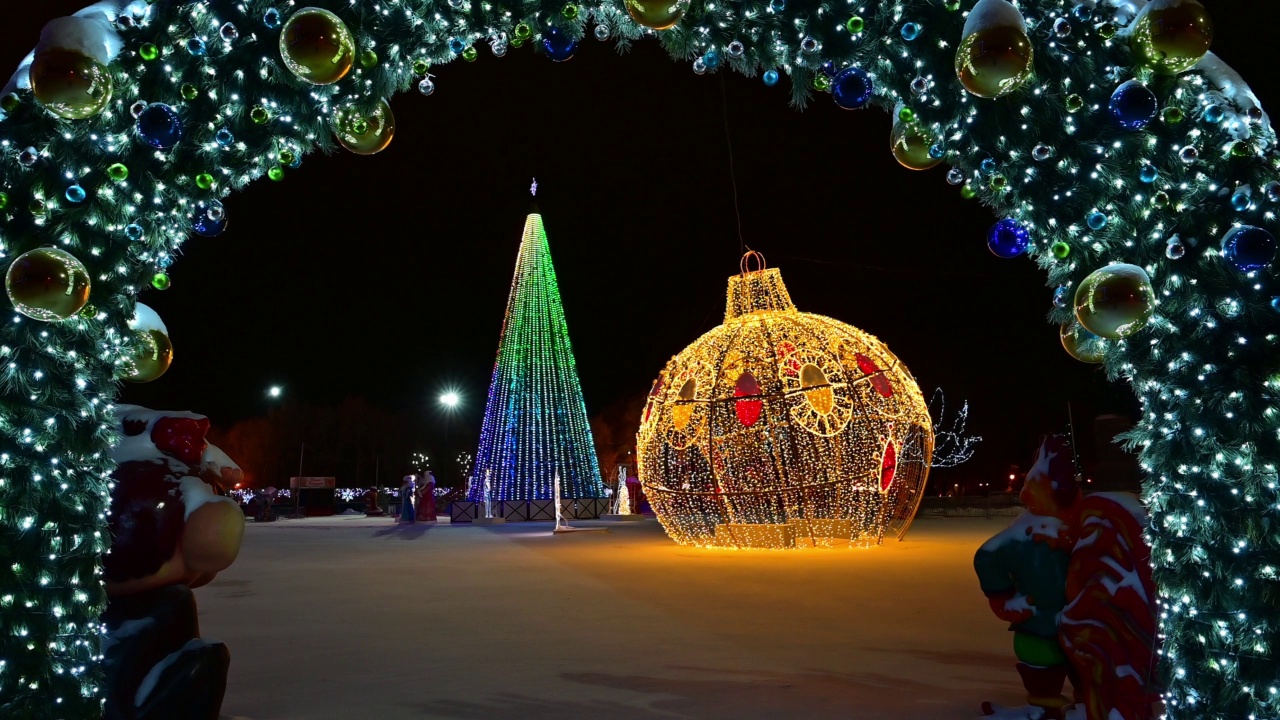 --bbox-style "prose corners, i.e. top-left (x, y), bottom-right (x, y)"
top-left (1073, 263), bottom-right (1155, 340)
top-left (1059, 322), bottom-right (1105, 364)
top-left (891, 119), bottom-right (941, 171)
top-left (955, 24), bottom-right (1034, 99)
top-left (29, 47), bottom-right (113, 120)
top-left (127, 328), bottom-right (174, 383)
top-left (279, 7), bottom-right (356, 85)
top-left (1131, 0), bottom-right (1213, 74)
top-left (333, 98), bottom-right (395, 155)
top-left (623, 0), bottom-right (691, 30)
top-left (636, 255), bottom-right (934, 550)
top-left (5, 247), bottom-right (91, 321)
